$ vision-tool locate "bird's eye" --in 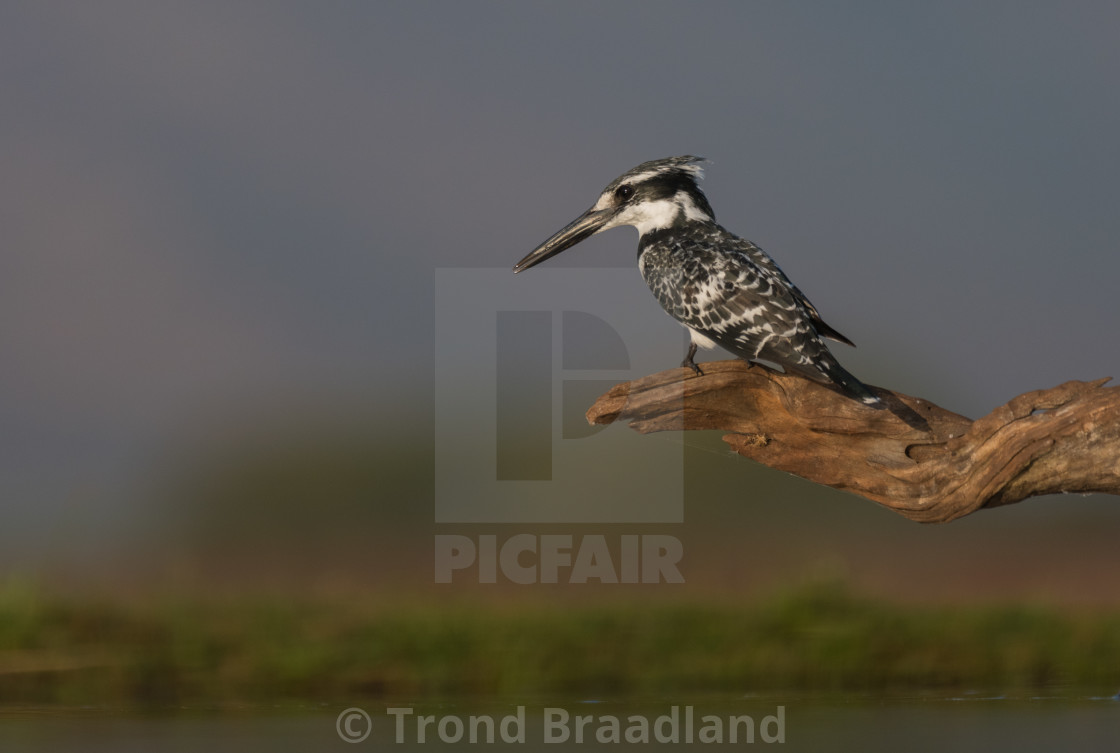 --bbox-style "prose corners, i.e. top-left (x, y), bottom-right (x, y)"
top-left (614, 184), bottom-right (635, 200)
